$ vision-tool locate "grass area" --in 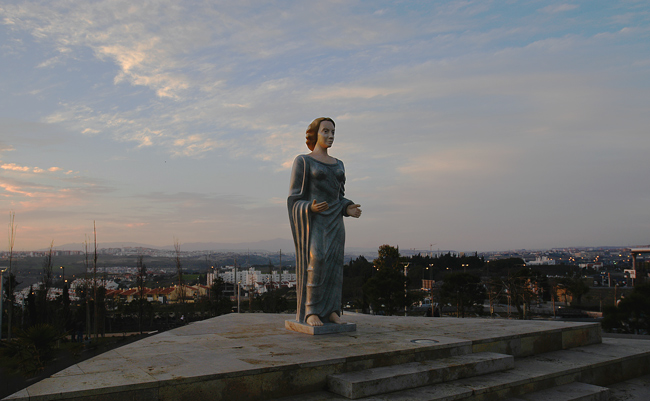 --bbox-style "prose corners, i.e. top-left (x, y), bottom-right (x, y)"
top-left (182, 273), bottom-right (200, 283)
